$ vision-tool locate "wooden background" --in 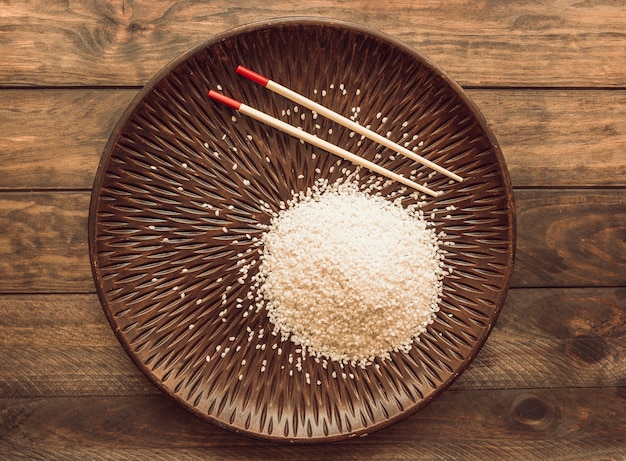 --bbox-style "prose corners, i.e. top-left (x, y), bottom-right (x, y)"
top-left (1, 1), bottom-right (625, 459)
